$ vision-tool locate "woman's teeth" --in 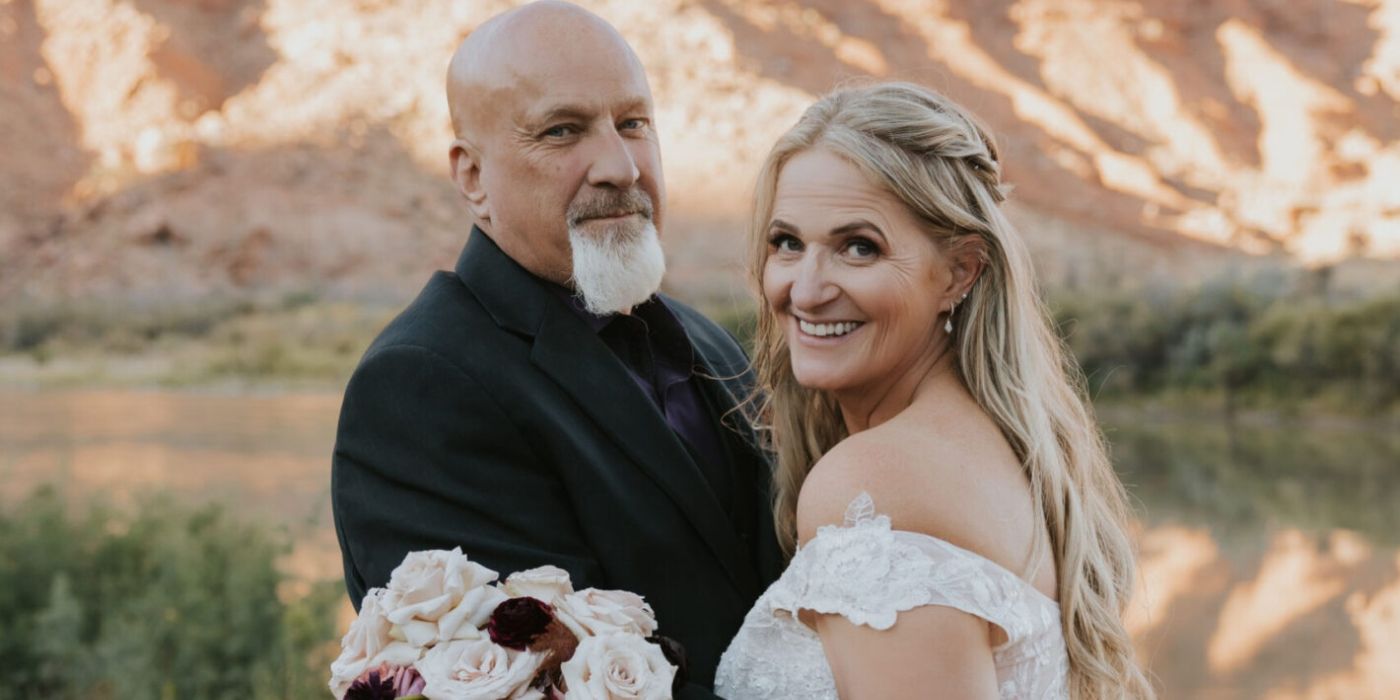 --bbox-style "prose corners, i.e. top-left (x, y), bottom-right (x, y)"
top-left (798, 320), bottom-right (863, 337)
